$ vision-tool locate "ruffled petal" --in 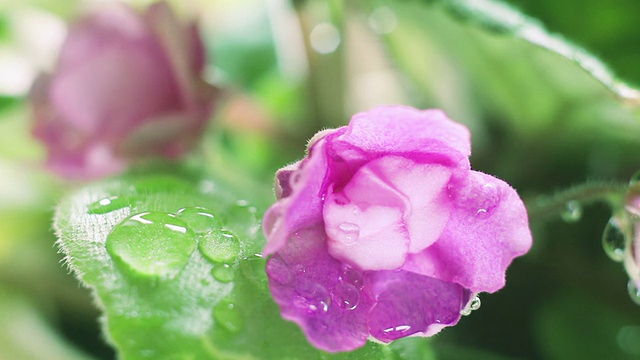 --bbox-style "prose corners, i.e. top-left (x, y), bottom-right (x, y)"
top-left (266, 226), bottom-right (373, 352)
top-left (263, 135), bottom-right (334, 255)
top-left (367, 270), bottom-right (470, 342)
top-left (335, 106), bottom-right (471, 168)
top-left (404, 171), bottom-right (532, 293)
